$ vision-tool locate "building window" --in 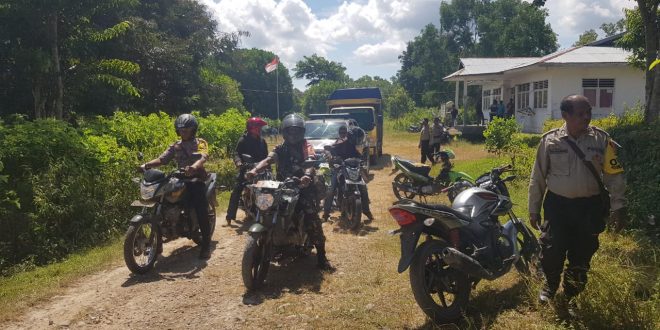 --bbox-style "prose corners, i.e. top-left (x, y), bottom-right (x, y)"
top-left (533, 80), bottom-right (548, 108)
top-left (482, 89), bottom-right (491, 111)
top-left (583, 78), bottom-right (615, 108)
top-left (492, 88), bottom-right (502, 101)
top-left (516, 83), bottom-right (530, 110)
